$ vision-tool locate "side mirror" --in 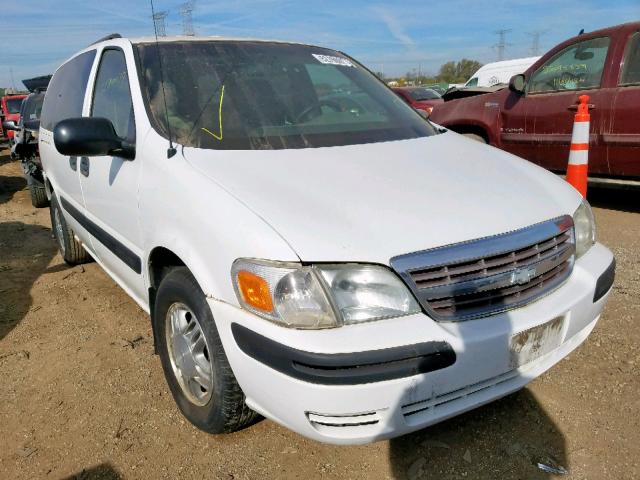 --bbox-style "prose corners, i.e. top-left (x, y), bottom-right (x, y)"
top-left (53, 117), bottom-right (135, 160)
top-left (508, 74), bottom-right (526, 94)
top-left (415, 108), bottom-right (431, 120)
top-left (2, 120), bottom-right (18, 131)
top-left (23, 119), bottom-right (40, 131)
